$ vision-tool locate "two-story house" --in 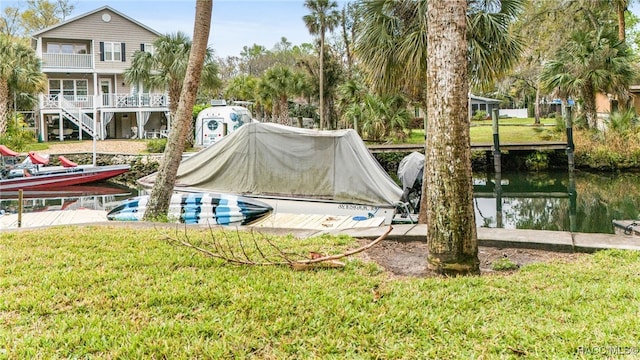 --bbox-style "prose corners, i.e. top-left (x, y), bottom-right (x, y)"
top-left (31, 5), bottom-right (170, 142)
